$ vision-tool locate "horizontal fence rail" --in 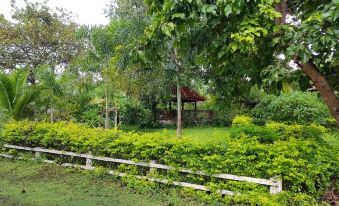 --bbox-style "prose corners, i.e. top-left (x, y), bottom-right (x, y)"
top-left (1, 144), bottom-right (282, 195)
